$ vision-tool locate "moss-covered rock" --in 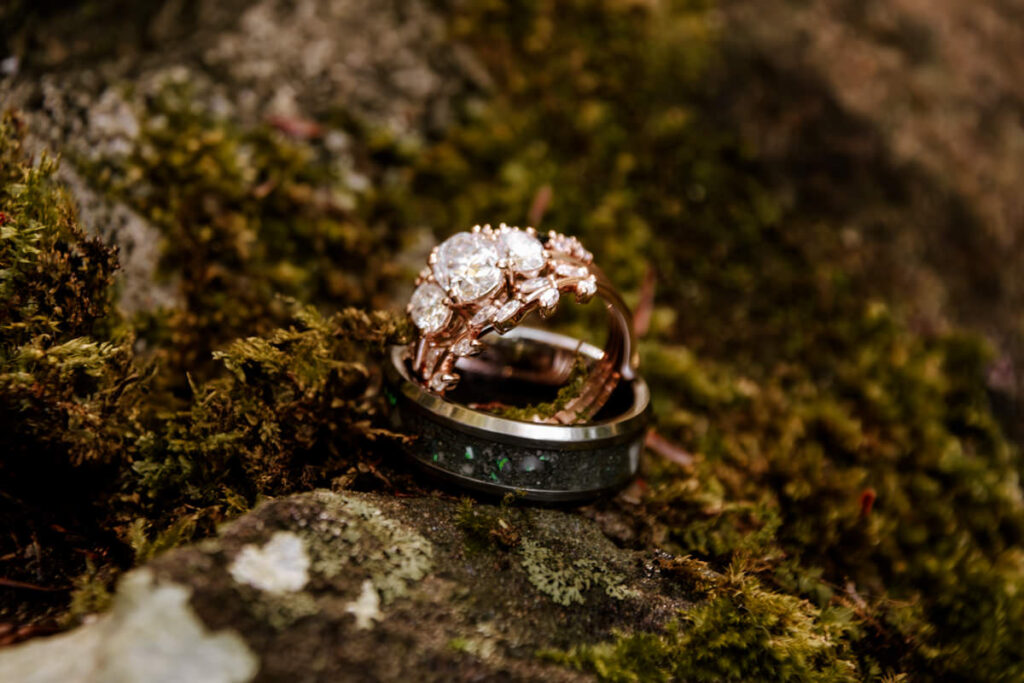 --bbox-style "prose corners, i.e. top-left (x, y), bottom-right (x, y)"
top-left (1, 490), bottom-right (697, 681)
top-left (3, 0), bottom-right (1024, 679)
